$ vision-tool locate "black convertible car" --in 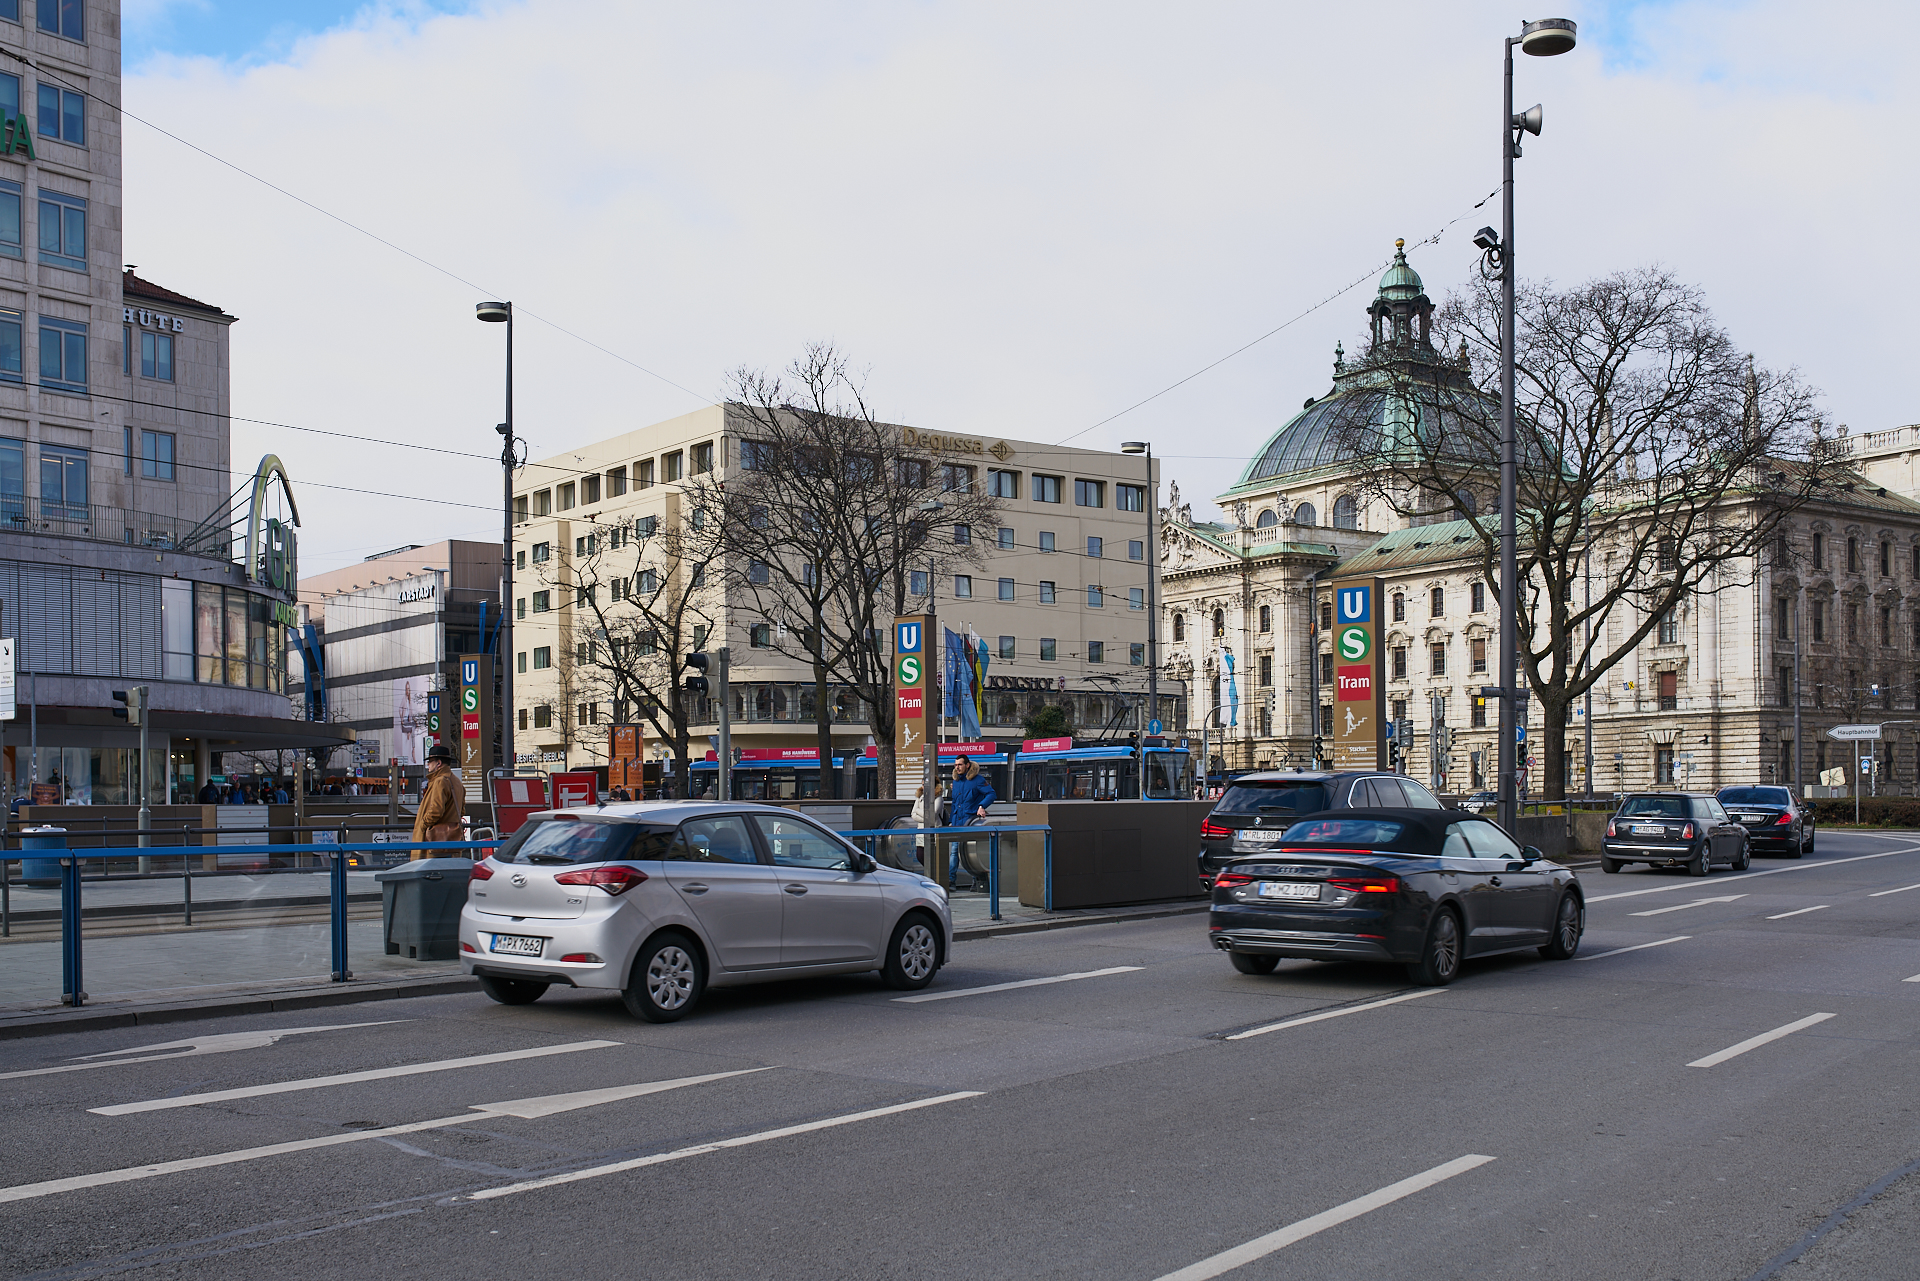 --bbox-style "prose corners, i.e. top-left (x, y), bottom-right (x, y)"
top-left (1208, 808), bottom-right (1585, 986)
